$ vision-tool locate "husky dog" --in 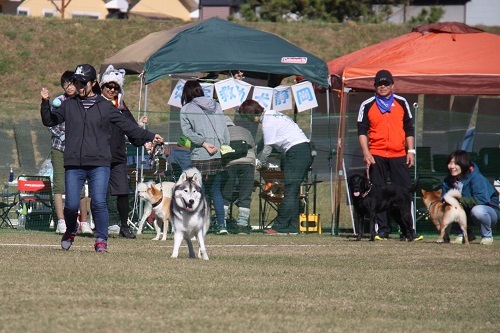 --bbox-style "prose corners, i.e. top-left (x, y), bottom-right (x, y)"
top-left (421, 188), bottom-right (468, 244)
top-left (137, 181), bottom-right (175, 240)
top-left (171, 167), bottom-right (210, 260)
